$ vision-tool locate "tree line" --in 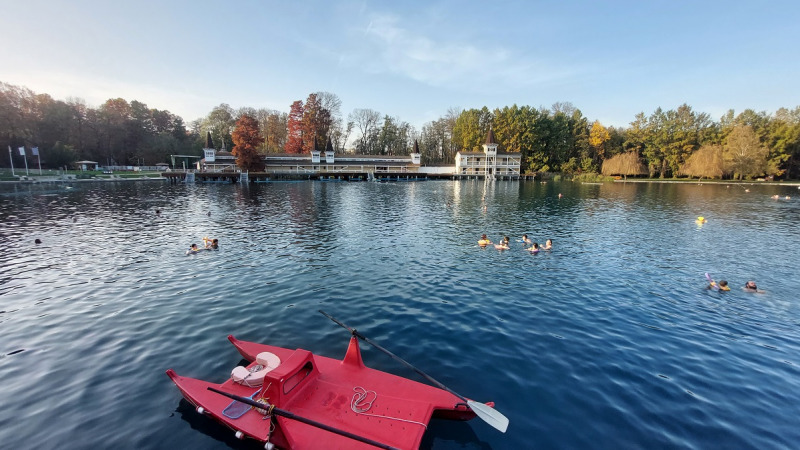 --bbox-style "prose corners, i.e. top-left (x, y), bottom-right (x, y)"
top-left (0, 82), bottom-right (194, 169)
top-left (2, 80), bottom-right (799, 179)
